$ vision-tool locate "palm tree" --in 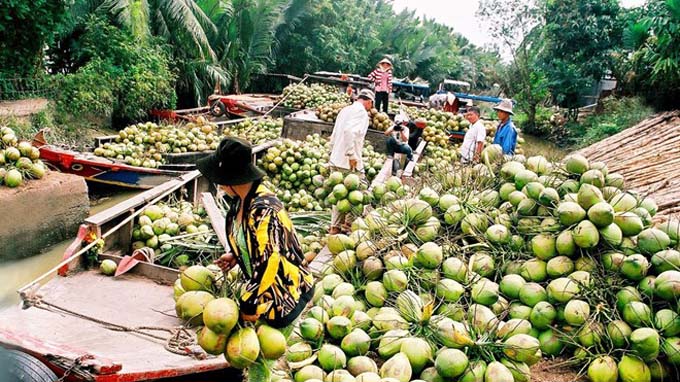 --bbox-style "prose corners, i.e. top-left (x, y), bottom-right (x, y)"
top-left (203, 0), bottom-right (310, 94)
